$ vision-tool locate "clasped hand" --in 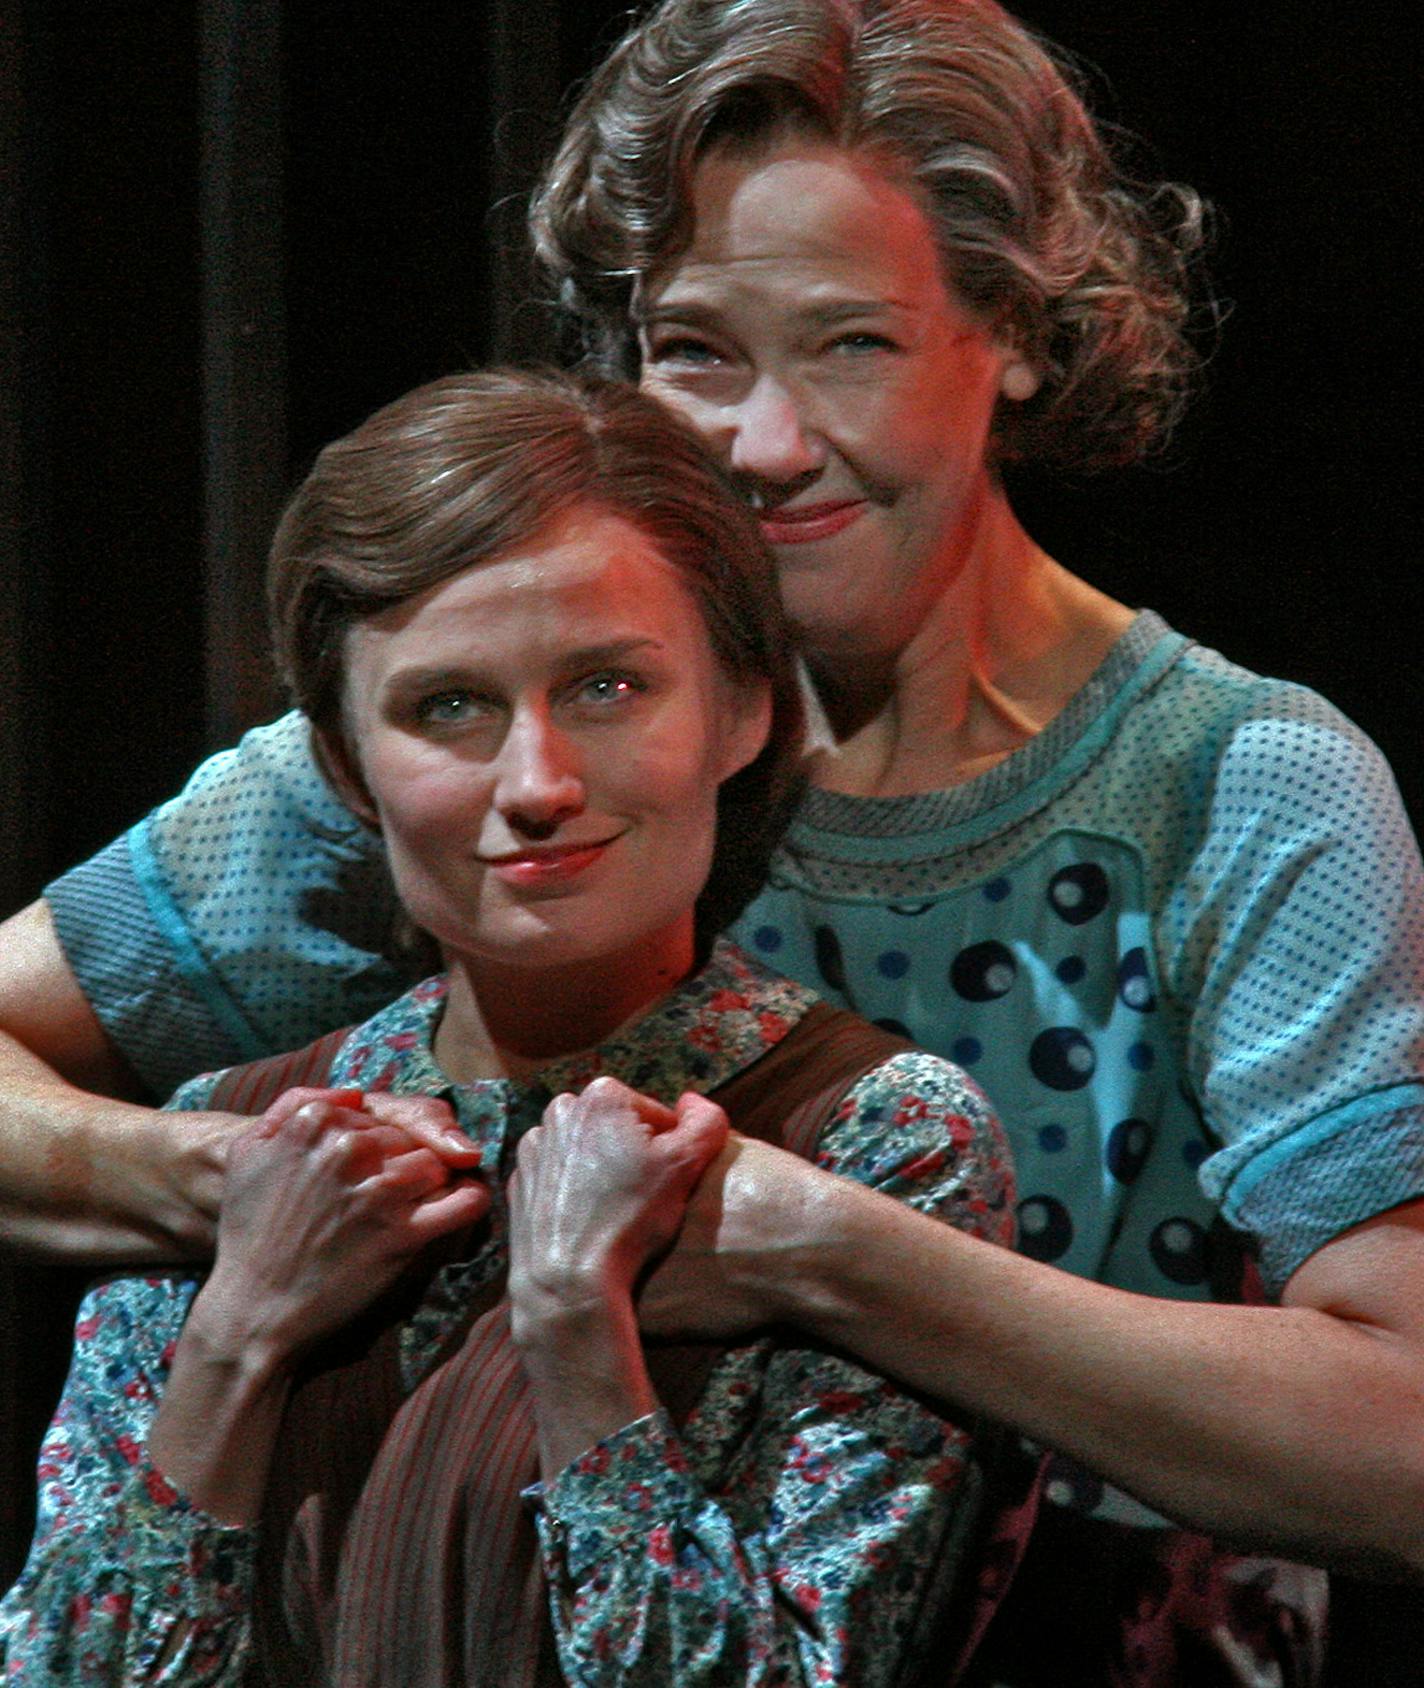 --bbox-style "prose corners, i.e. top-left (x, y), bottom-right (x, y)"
top-left (507, 1076), bottom-right (728, 1323)
top-left (201, 1087), bottom-right (490, 1367)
